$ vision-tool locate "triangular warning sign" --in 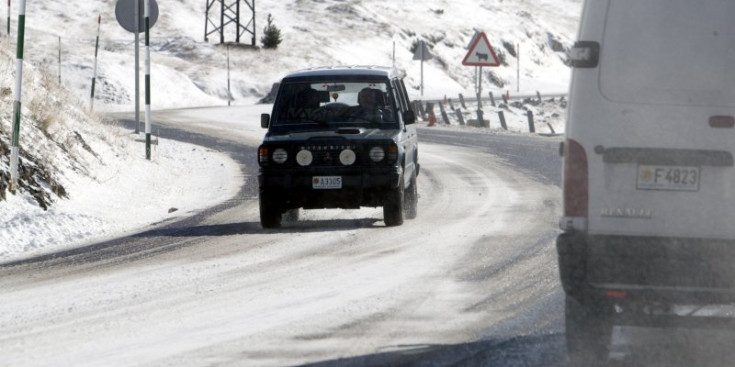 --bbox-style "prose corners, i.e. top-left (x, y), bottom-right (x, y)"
top-left (462, 32), bottom-right (500, 67)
